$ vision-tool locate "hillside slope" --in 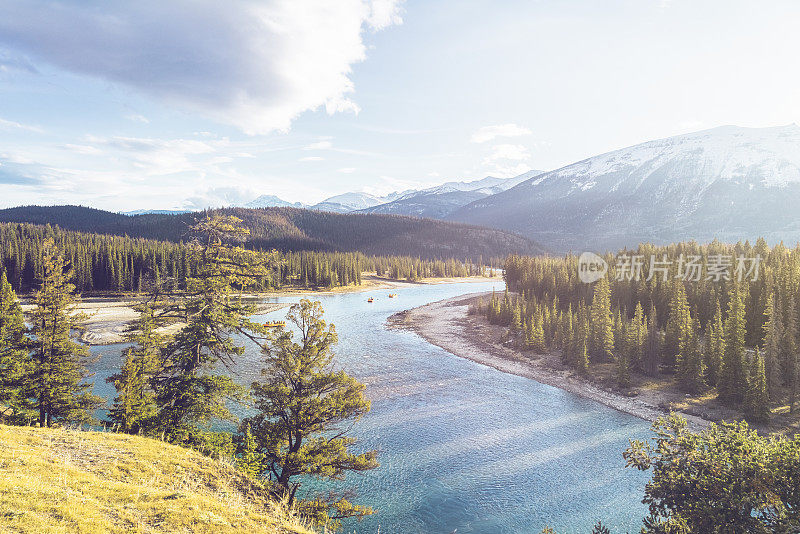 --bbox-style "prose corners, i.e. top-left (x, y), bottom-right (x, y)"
top-left (450, 124), bottom-right (800, 252)
top-left (0, 425), bottom-right (314, 534)
top-left (0, 205), bottom-right (545, 259)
